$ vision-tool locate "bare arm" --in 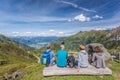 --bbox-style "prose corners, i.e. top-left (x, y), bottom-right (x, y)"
top-left (92, 53), bottom-right (96, 62)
